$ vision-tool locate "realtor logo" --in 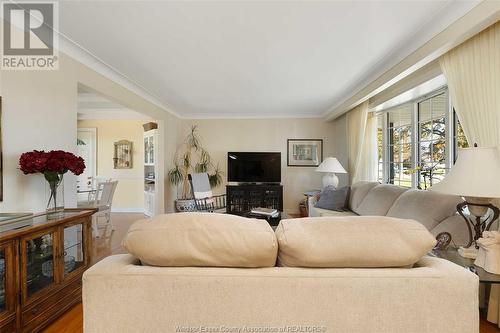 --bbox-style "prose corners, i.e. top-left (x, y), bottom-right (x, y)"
top-left (1, 1), bottom-right (59, 70)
